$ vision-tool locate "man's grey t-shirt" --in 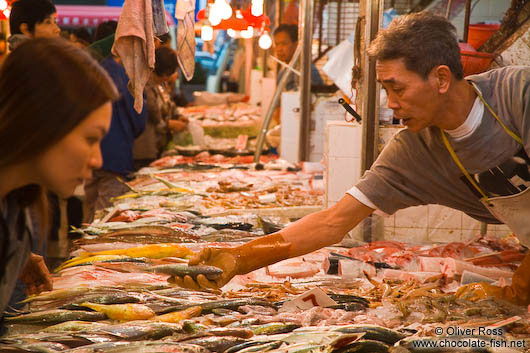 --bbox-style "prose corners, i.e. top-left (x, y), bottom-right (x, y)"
top-left (352, 66), bottom-right (530, 223)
